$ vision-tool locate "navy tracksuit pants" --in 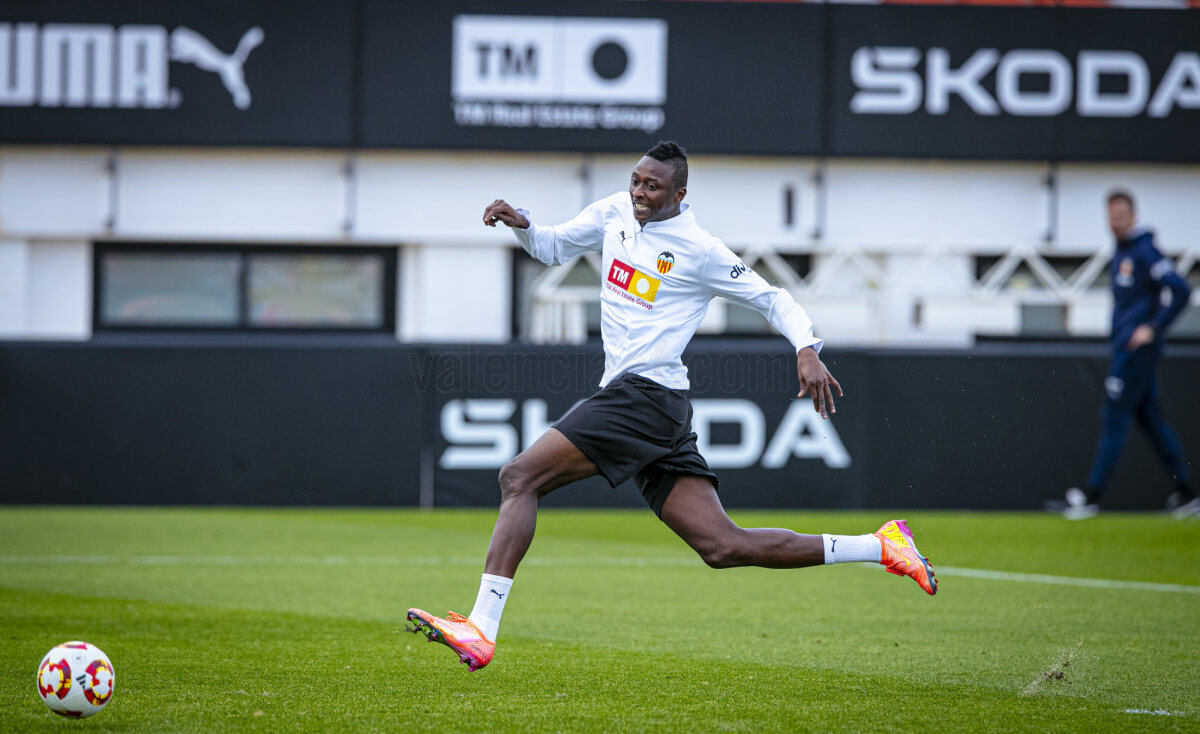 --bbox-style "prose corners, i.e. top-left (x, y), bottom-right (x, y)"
top-left (1087, 346), bottom-right (1190, 493)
